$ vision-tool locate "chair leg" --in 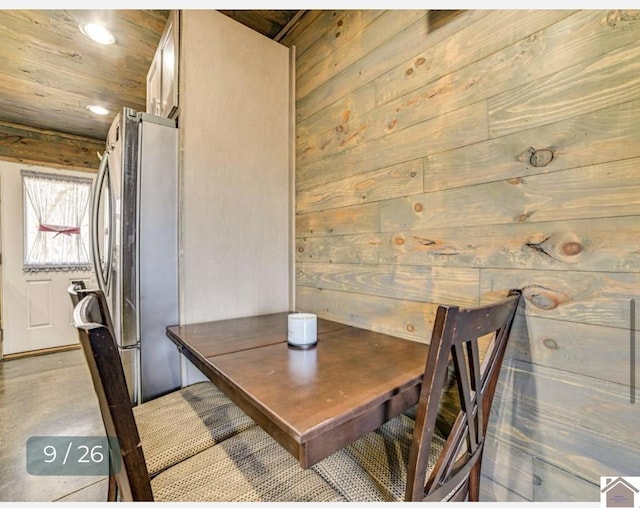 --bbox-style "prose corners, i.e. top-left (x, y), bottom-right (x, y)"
top-left (467, 453), bottom-right (483, 502)
top-left (107, 458), bottom-right (118, 501)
